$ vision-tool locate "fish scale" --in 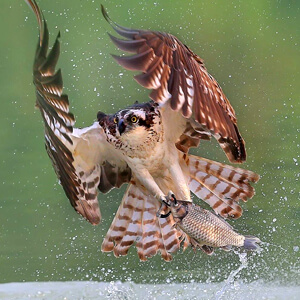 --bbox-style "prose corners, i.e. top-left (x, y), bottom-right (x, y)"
top-left (168, 201), bottom-right (260, 253)
top-left (179, 204), bottom-right (245, 248)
